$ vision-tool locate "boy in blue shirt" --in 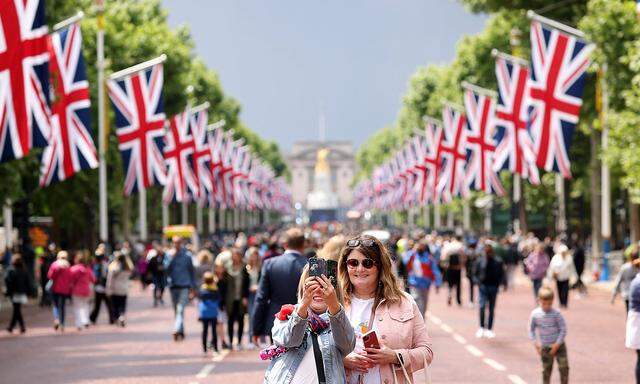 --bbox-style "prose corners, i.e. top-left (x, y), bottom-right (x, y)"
top-left (198, 272), bottom-right (221, 354)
